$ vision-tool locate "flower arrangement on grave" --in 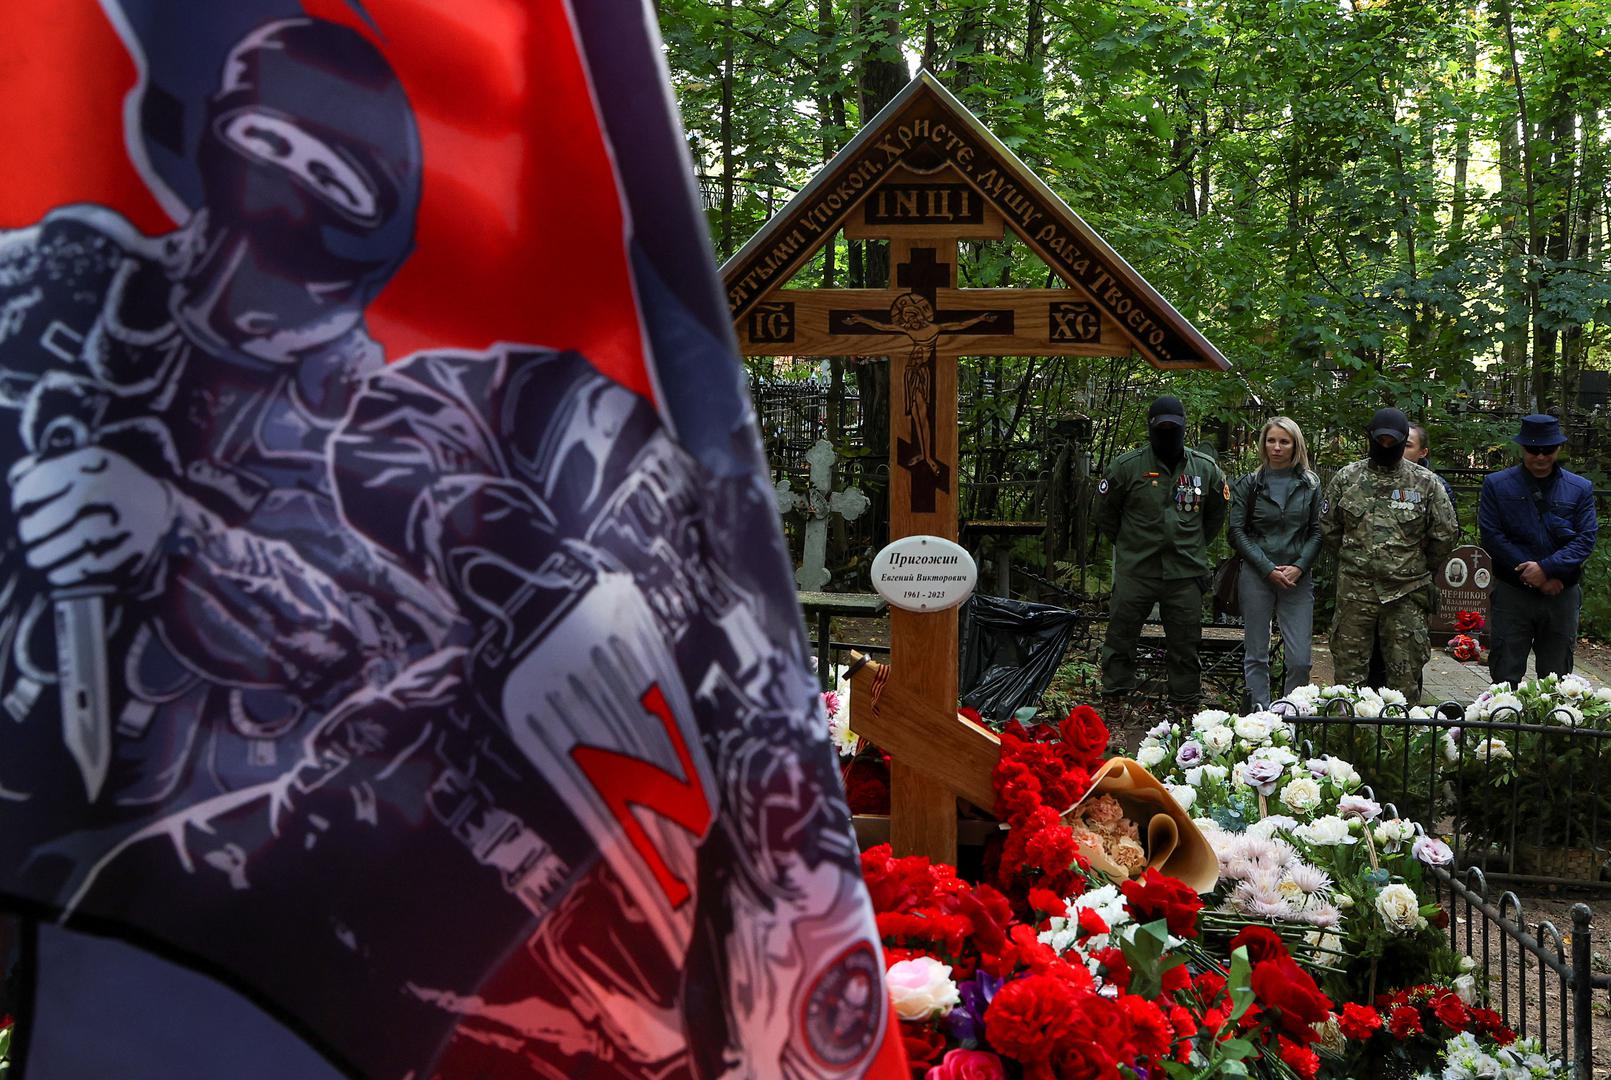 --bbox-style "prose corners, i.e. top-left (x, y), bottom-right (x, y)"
top-left (866, 702), bottom-right (1346, 1079)
top-left (1445, 675), bottom-right (1611, 876)
top-left (1321, 982), bottom-right (1564, 1077)
top-left (860, 698), bottom-right (1571, 1078)
top-left (823, 666), bottom-right (895, 815)
top-left (1137, 705), bottom-right (1467, 1005)
top-left (1445, 610), bottom-right (1487, 663)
